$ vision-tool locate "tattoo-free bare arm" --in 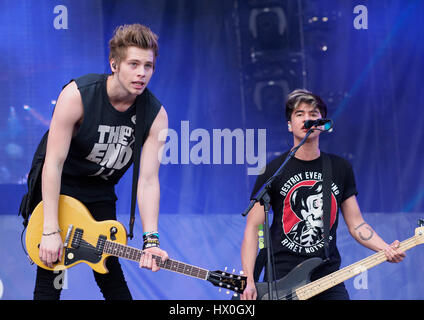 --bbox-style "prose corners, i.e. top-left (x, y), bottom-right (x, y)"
top-left (40, 81), bottom-right (83, 267)
top-left (137, 106), bottom-right (167, 234)
top-left (137, 106), bottom-right (169, 271)
top-left (240, 202), bottom-right (265, 300)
